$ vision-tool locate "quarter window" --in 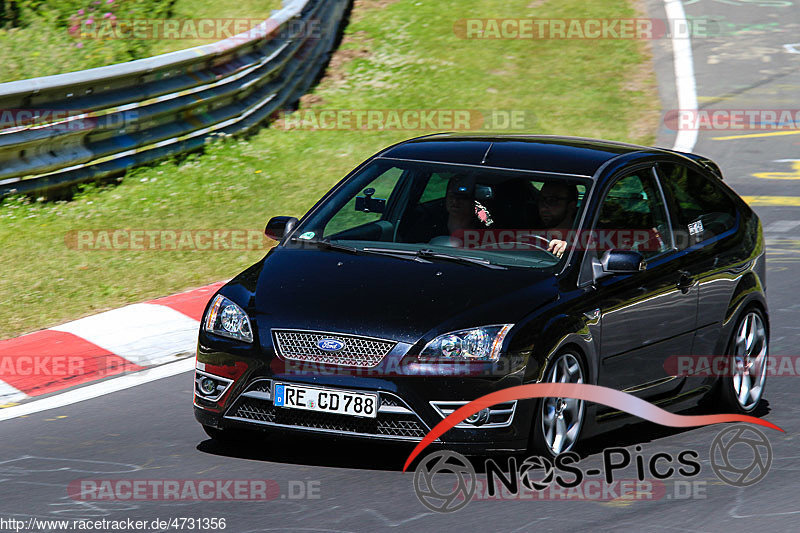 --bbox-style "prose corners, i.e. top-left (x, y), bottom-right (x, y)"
top-left (323, 166), bottom-right (404, 237)
top-left (658, 163), bottom-right (737, 247)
